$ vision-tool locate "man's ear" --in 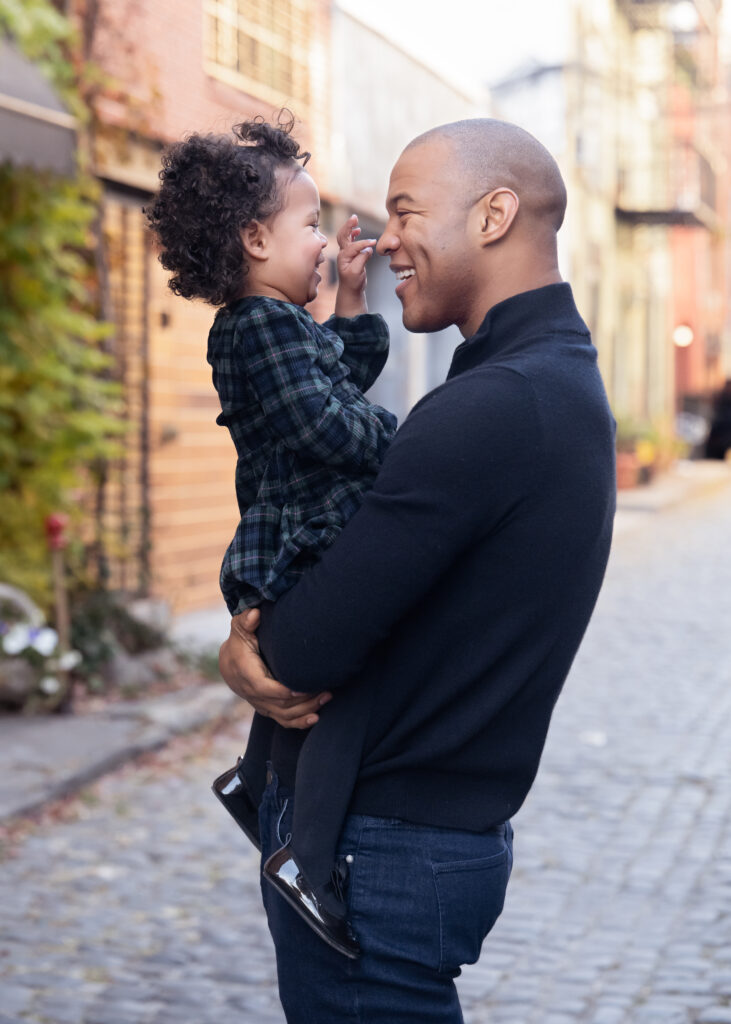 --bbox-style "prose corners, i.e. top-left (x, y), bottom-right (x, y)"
top-left (472, 188), bottom-right (519, 247)
top-left (241, 220), bottom-right (269, 262)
